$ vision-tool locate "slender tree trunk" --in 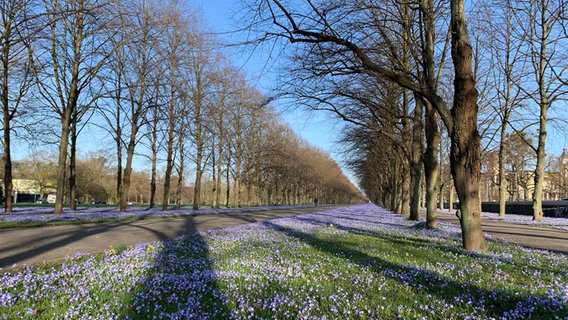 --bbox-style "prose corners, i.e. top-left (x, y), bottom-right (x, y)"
top-left (115, 127), bottom-right (122, 206)
top-left (234, 146), bottom-right (242, 207)
top-left (498, 123), bottom-right (508, 216)
top-left (119, 121), bottom-right (137, 212)
top-left (69, 117), bottom-right (77, 210)
top-left (225, 153), bottom-right (231, 207)
top-left (176, 141), bottom-right (185, 209)
top-left (215, 140), bottom-right (223, 208)
top-left (532, 6), bottom-right (549, 222)
top-left (192, 132), bottom-right (203, 210)
top-left (149, 102), bottom-right (159, 209)
top-left (533, 105), bottom-right (547, 221)
top-left (150, 131), bottom-right (157, 209)
top-left (409, 98), bottom-right (423, 220)
top-left (55, 117), bottom-right (71, 214)
top-left (449, 0), bottom-right (487, 252)
top-left (3, 111), bottom-right (13, 212)
top-left (448, 182), bottom-right (454, 212)
top-left (1, 30), bottom-right (13, 212)
top-left (162, 108), bottom-right (175, 210)
top-left (424, 100), bottom-right (440, 228)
